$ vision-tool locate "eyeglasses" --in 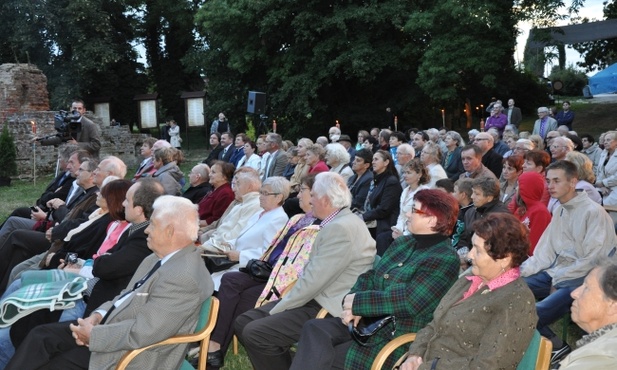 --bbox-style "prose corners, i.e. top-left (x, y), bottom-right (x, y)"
top-left (78, 168), bottom-right (91, 173)
top-left (260, 191), bottom-right (280, 196)
top-left (550, 145), bottom-right (565, 150)
top-left (411, 206), bottom-right (429, 216)
top-left (474, 138), bottom-right (489, 141)
top-left (298, 186), bottom-right (310, 194)
top-left (514, 147), bottom-right (529, 152)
